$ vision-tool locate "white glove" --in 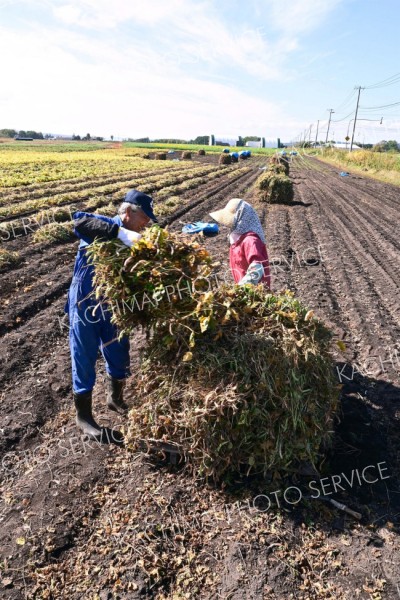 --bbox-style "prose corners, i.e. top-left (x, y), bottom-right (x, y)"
top-left (117, 227), bottom-right (142, 247)
top-left (238, 262), bottom-right (265, 285)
